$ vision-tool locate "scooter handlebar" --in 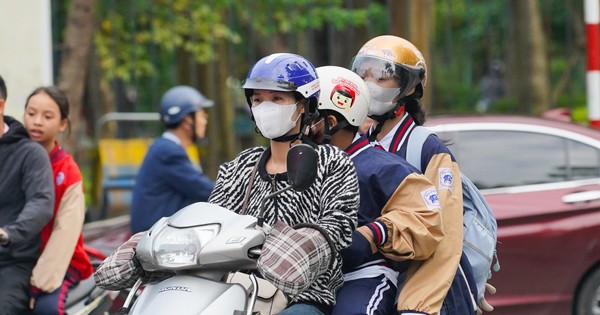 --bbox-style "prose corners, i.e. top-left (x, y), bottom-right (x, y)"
top-left (249, 248), bottom-right (262, 257)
